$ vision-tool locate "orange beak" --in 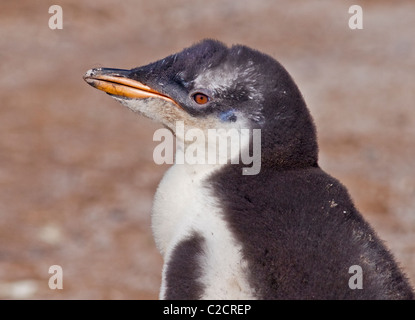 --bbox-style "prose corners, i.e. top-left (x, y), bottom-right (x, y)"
top-left (83, 68), bottom-right (179, 106)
